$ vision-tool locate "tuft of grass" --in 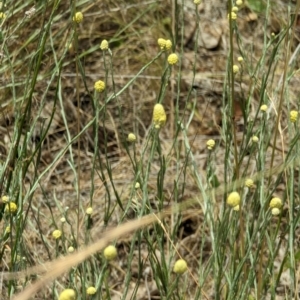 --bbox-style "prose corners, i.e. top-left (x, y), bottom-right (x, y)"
top-left (0, 0), bottom-right (300, 300)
